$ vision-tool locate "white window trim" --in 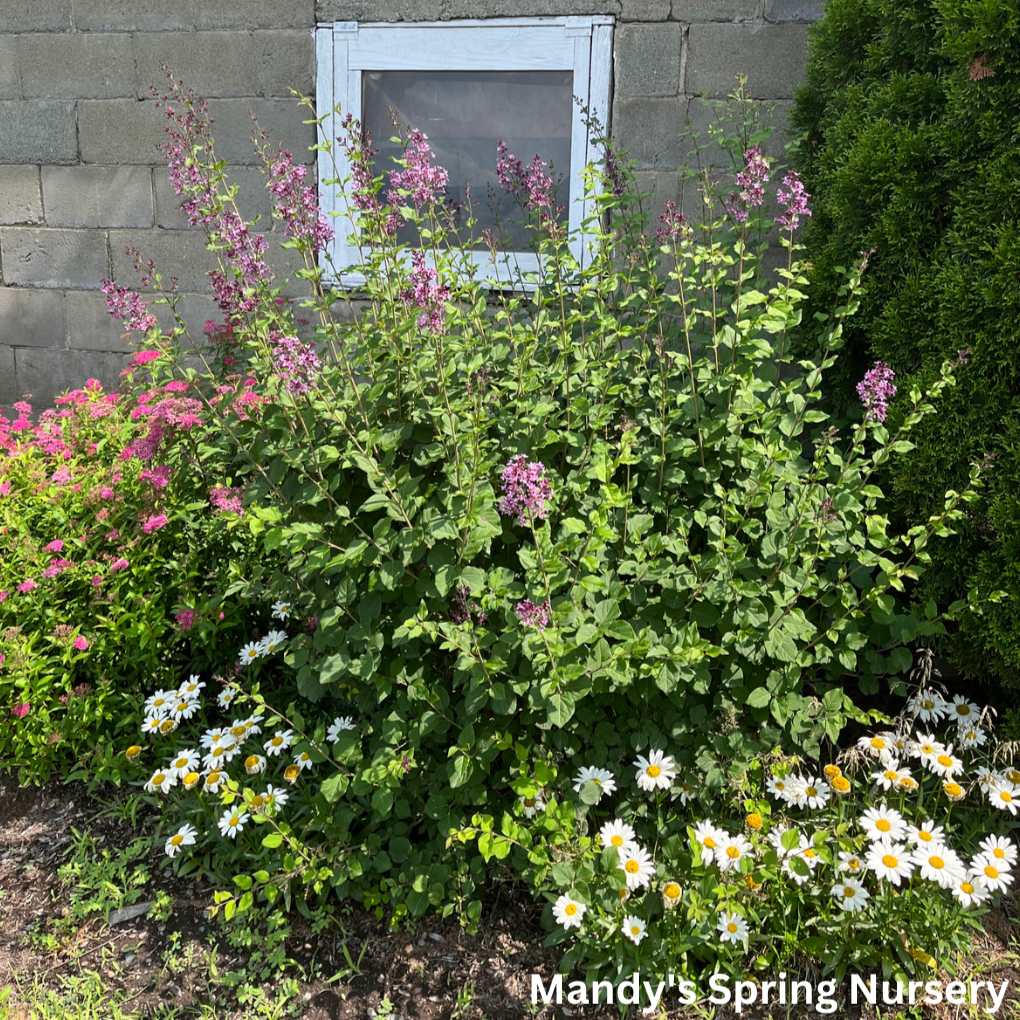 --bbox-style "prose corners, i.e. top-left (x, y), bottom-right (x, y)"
top-left (315, 16), bottom-right (614, 289)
